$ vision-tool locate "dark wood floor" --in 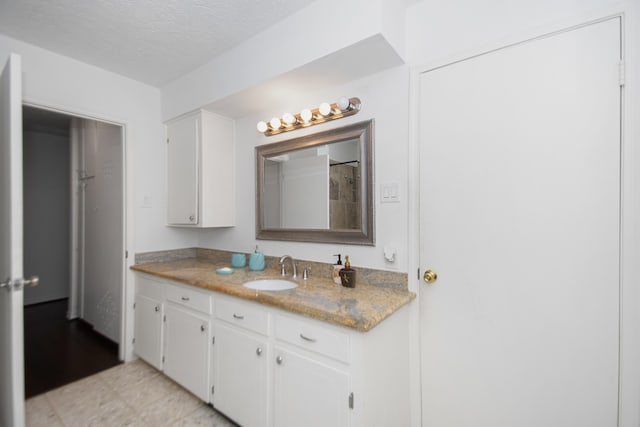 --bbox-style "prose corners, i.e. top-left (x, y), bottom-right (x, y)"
top-left (24, 298), bottom-right (122, 398)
